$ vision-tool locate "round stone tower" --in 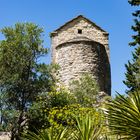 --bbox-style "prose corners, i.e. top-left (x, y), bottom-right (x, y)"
top-left (50, 15), bottom-right (111, 95)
